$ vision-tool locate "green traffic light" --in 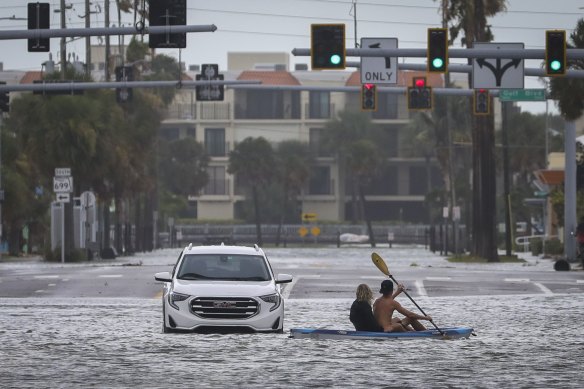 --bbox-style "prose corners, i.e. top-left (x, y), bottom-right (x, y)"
top-left (432, 58), bottom-right (444, 69)
top-left (330, 54), bottom-right (342, 65)
top-left (550, 60), bottom-right (562, 71)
